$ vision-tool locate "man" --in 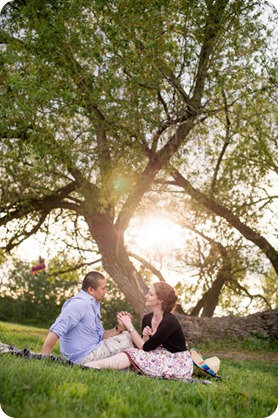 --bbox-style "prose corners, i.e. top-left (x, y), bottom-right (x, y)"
top-left (41, 271), bottom-right (134, 364)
